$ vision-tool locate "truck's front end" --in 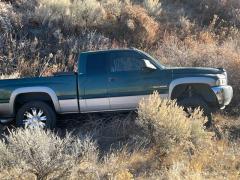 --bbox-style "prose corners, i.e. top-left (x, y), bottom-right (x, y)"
top-left (211, 69), bottom-right (233, 109)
